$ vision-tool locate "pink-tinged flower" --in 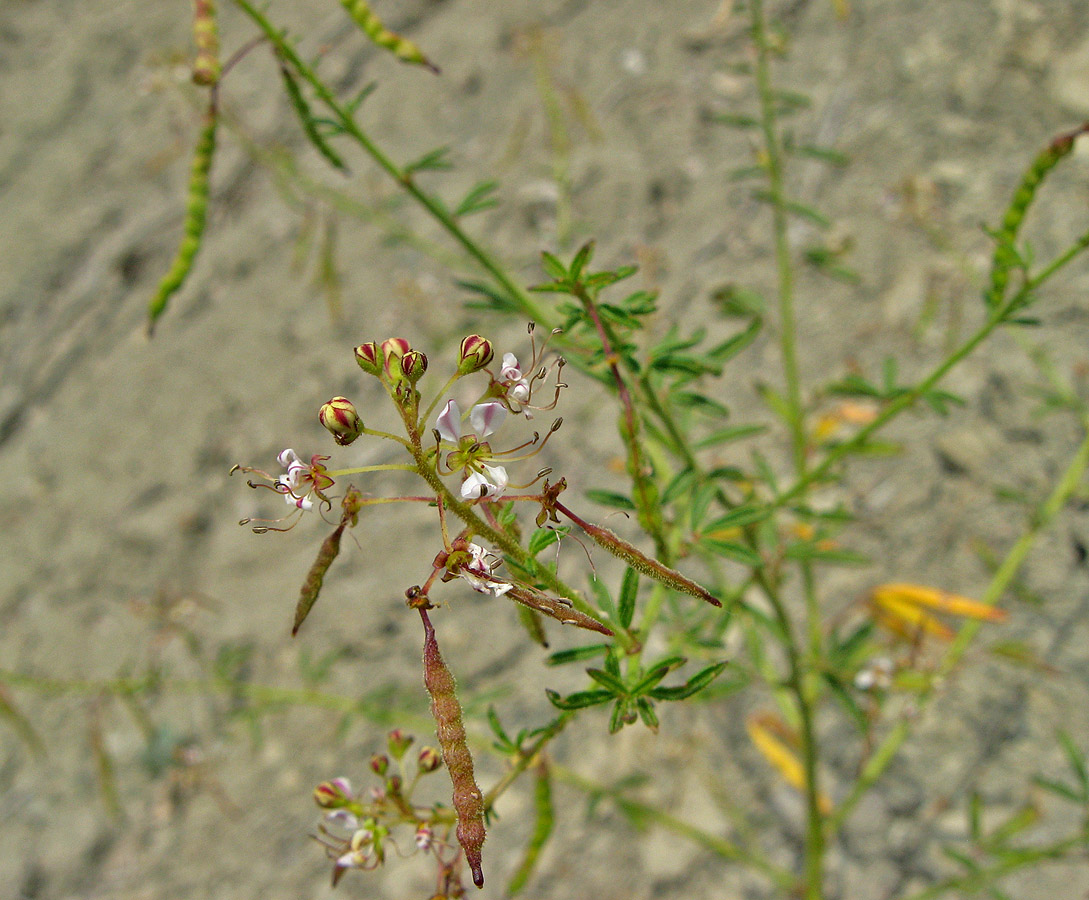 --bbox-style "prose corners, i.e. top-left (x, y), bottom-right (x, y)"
top-left (276, 449), bottom-right (333, 511)
top-left (500, 352), bottom-right (531, 403)
top-left (435, 399), bottom-right (506, 441)
top-left (461, 464), bottom-right (509, 500)
top-left (459, 543), bottom-right (513, 596)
